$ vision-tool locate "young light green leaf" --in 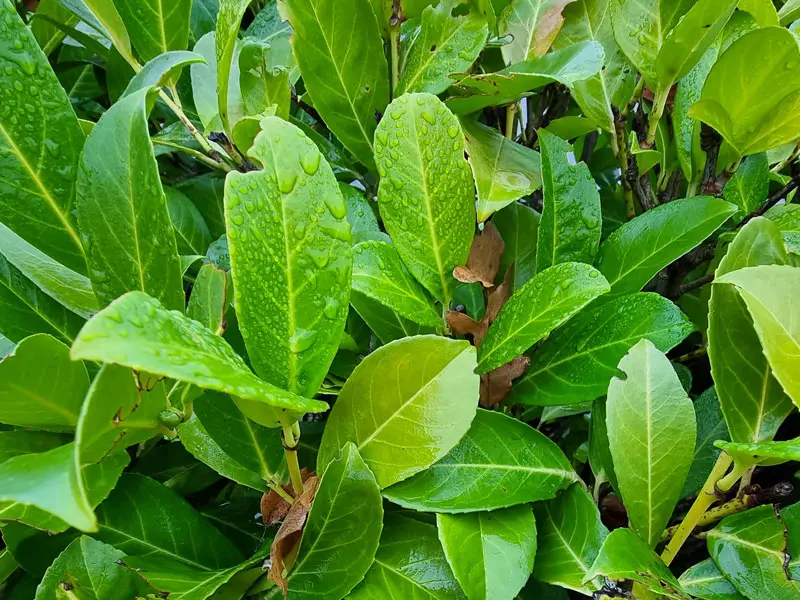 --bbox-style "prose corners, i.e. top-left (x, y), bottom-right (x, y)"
top-left (283, 0), bottom-right (388, 169)
top-left (461, 119), bottom-right (543, 223)
top-left (239, 39), bottom-right (291, 119)
top-left (493, 202), bottom-right (540, 291)
top-left (191, 31), bottom-right (244, 132)
top-left (682, 387), bottom-right (730, 499)
top-left (498, 0), bottom-right (578, 64)
top-left (352, 240), bottom-right (441, 328)
top-left (533, 483), bottom-right (607, 593)
top-left (595, 196), bottom-right (736, 297)
top-left (187, 263), bottom-right (228, 333)
top-left (715, 264), bottom-right (800, 409)
top-left (350, 291), bottom-right (435, 344)
top-left (384, 409), bottom-right (578, 512)
top-left (708, 218), bottom-right (793, 443)
top-left (36, 536), bottom-right (152, 600)
top-left (215, 0), bottom-right (250, 133)
top-left (0, 334), bottom-right (88, 430)
top-left (708, 506), bottom-right (800, 599)
top-left (536, 130), bottom-right (601, 272)
top-left (0, 2), bottom-right (87, 274)
top-left (115, 0), bottom-right (192, 62)
top-left (606, 339), bottom-right (696, 548)
top-left (715, 438), bottom-right (800, 465)
top-left (277, 444), bottom-right (383, 599)
top-left (318, 336), bottom-right (478, 488)
top-left (70, 292), bottom-right (328, 427)
top-left (123, 50), bottom-right (205, 98)
top-left (225, 116), bottom-right (351, 398)
top-left (437, 505), bottom-right (537, 600)
top-left (375, 93), bottom-right (475, 304)
top-left (348, 514), bottom-right (465, 600)
top-left (508, 292), bottom-right (693, 407)
top-left (679, 558), bottom-right (745, 600)
top-left (397, 0), bottom-right (488, 95)
top-left (77, 87), bottom-right (183, 311)
top-left (95, 474), bottom-right (243, 570)
top-left (477, 263), bottom-right (610, 374)
top-left (447, 40), bottom-right (604, 114)
top-left (83, 0), bottom-right (136, 65)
